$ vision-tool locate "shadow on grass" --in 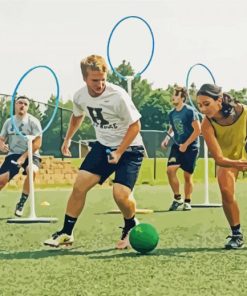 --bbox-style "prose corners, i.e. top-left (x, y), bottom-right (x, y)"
top-left (153, 210), bottom-right (175, 213)
top-left (0, 217), bottom-right (12, 221)
top-left (0, 246), bottom-right (115, 260)
top-left (1, 246), bottom-right (246, 261)
top-left (88, 246), bottom-right (246, 259)
top-left (96, 208), bottom-right (223, 215)
top-left (96, 210), bottom-right (173, 215)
